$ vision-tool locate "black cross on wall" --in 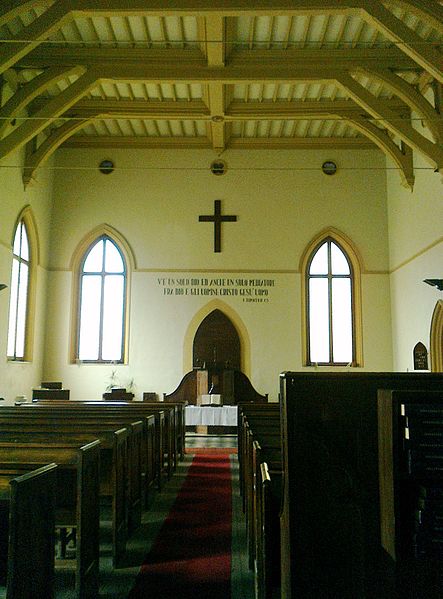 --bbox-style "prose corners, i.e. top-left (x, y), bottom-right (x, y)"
top-left (199, 200), bottom-right (237, 253)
